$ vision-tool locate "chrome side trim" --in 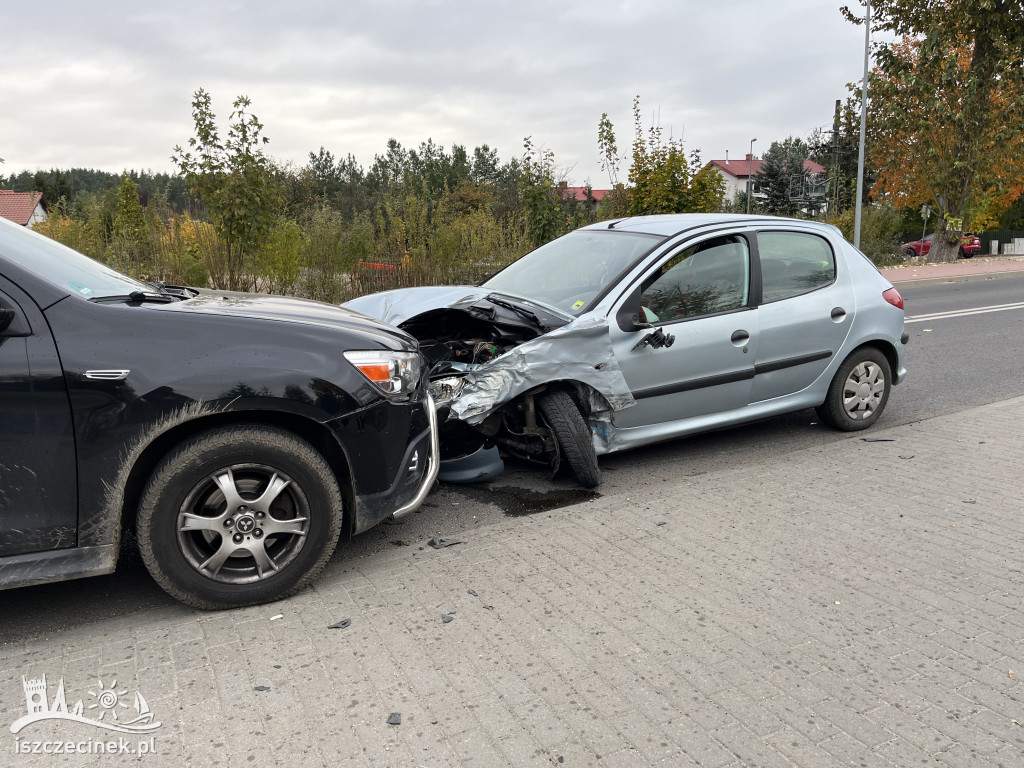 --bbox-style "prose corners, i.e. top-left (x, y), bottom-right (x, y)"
top-left (85, 370), bottom-right (130, 381)
top-left (392, 394), bottom-right (440, 518)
